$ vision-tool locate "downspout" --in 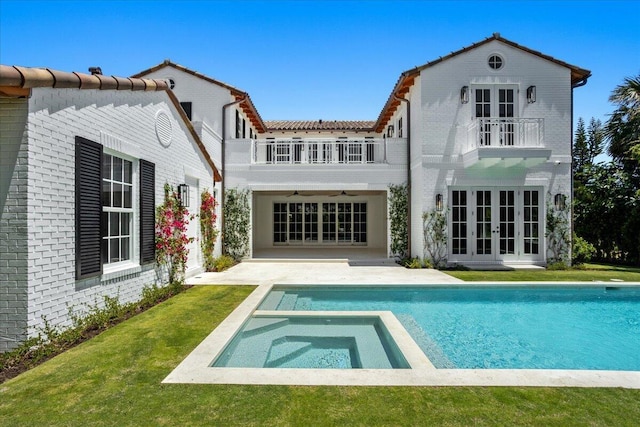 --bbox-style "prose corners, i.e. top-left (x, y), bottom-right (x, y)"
top-left (568, 76), bottom-right (588, 265)
top-left (393, 92), bottom-right (411, 258)
top-left (221, 94), bottom-right (247, 255)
